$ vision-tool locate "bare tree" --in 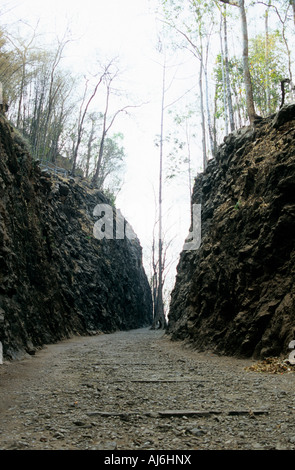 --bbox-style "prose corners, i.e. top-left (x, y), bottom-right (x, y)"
top-left (4, 21), bottom-right (40, 129)
top-left (42, 34), bottom-right (71, 155)
top-left (71, 70), bottom-right (106, 175)
top-left (84, 112), bottom-right (100, 178)
top-left (151, 44), bottom-right (167, 330)
top-left (160, 0), bottom-right (220, 169)
top-left (258, 0), bottom-right (294, 81)
top-left (92, 61), bottom-right (142, 186)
